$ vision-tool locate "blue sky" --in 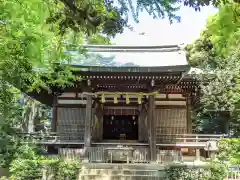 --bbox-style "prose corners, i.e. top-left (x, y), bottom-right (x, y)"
top-left (103, 6), bottom-right (218, 66)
